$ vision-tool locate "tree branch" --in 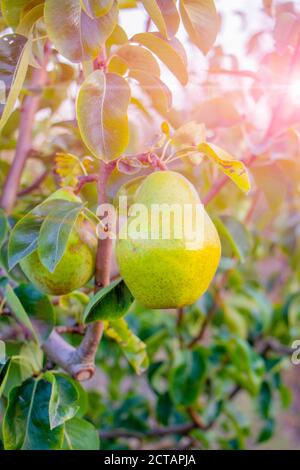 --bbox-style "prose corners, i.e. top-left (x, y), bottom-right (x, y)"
top-left (17, 169), bottom-right (48, 197)
top-left (208, 68), bottom-right (259, 81)
top-left (74, 174), bottom-right (99, 195)
top-left (42, 161), bottom-right (114, 381)
top-left (0, 43), bottom-right (50, 214)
